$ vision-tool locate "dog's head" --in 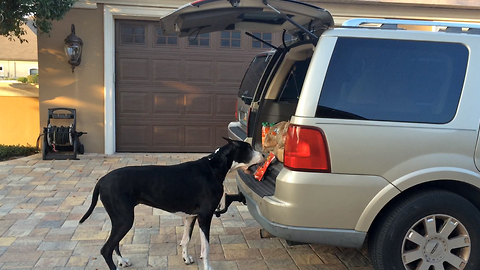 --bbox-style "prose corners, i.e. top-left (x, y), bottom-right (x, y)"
top-left (217, 138), bottom-right (264, 174)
